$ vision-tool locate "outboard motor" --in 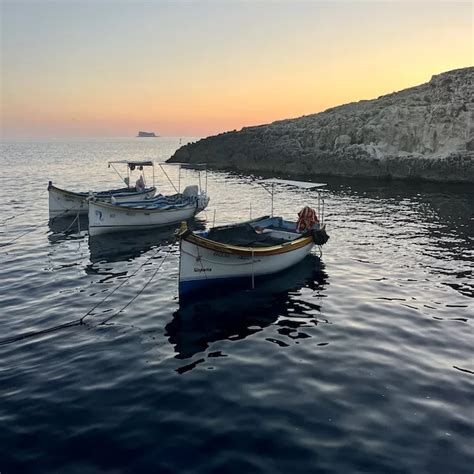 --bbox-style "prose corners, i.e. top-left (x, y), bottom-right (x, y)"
top-left (182, 185), bottom-right (199, 198)
top-left (182, 185), bottom-right (209, 211)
